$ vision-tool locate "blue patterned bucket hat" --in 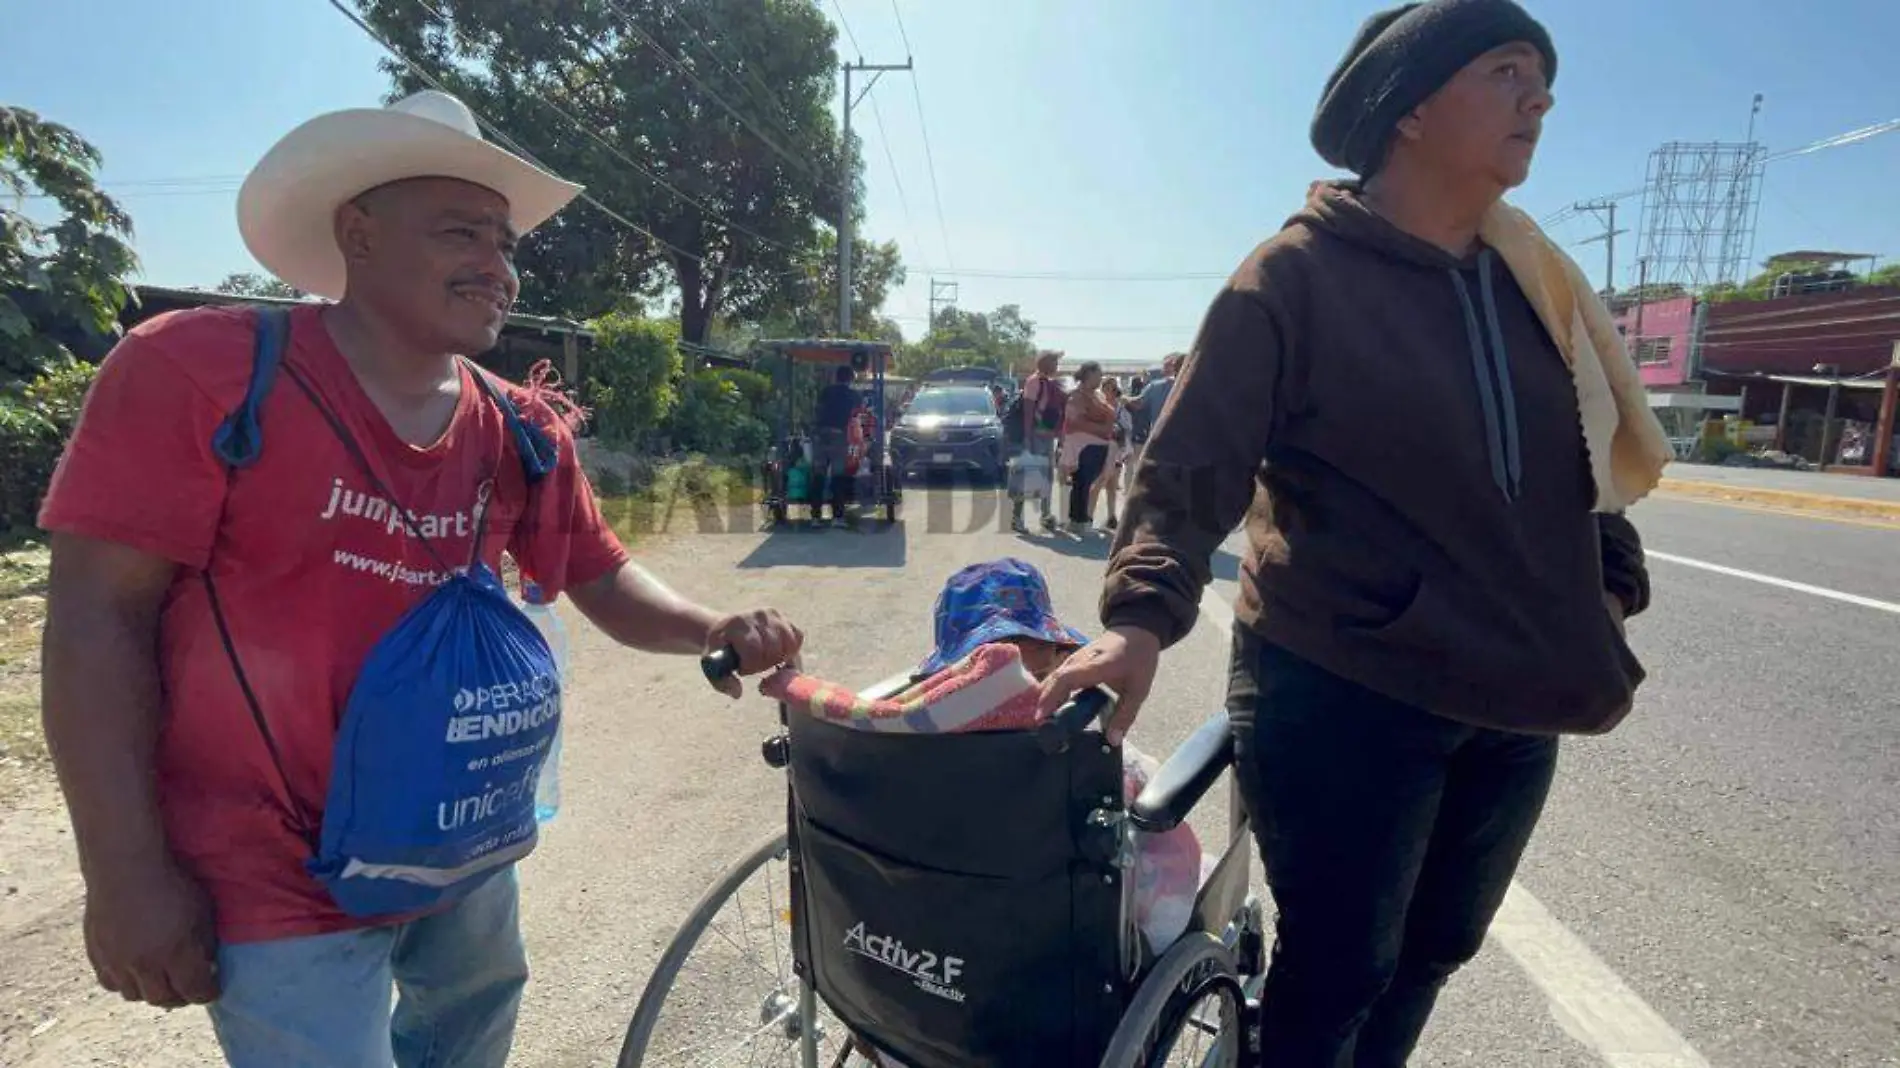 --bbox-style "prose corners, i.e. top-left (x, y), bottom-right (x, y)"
top-left (918, 558), bottom-right (1092, 676)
